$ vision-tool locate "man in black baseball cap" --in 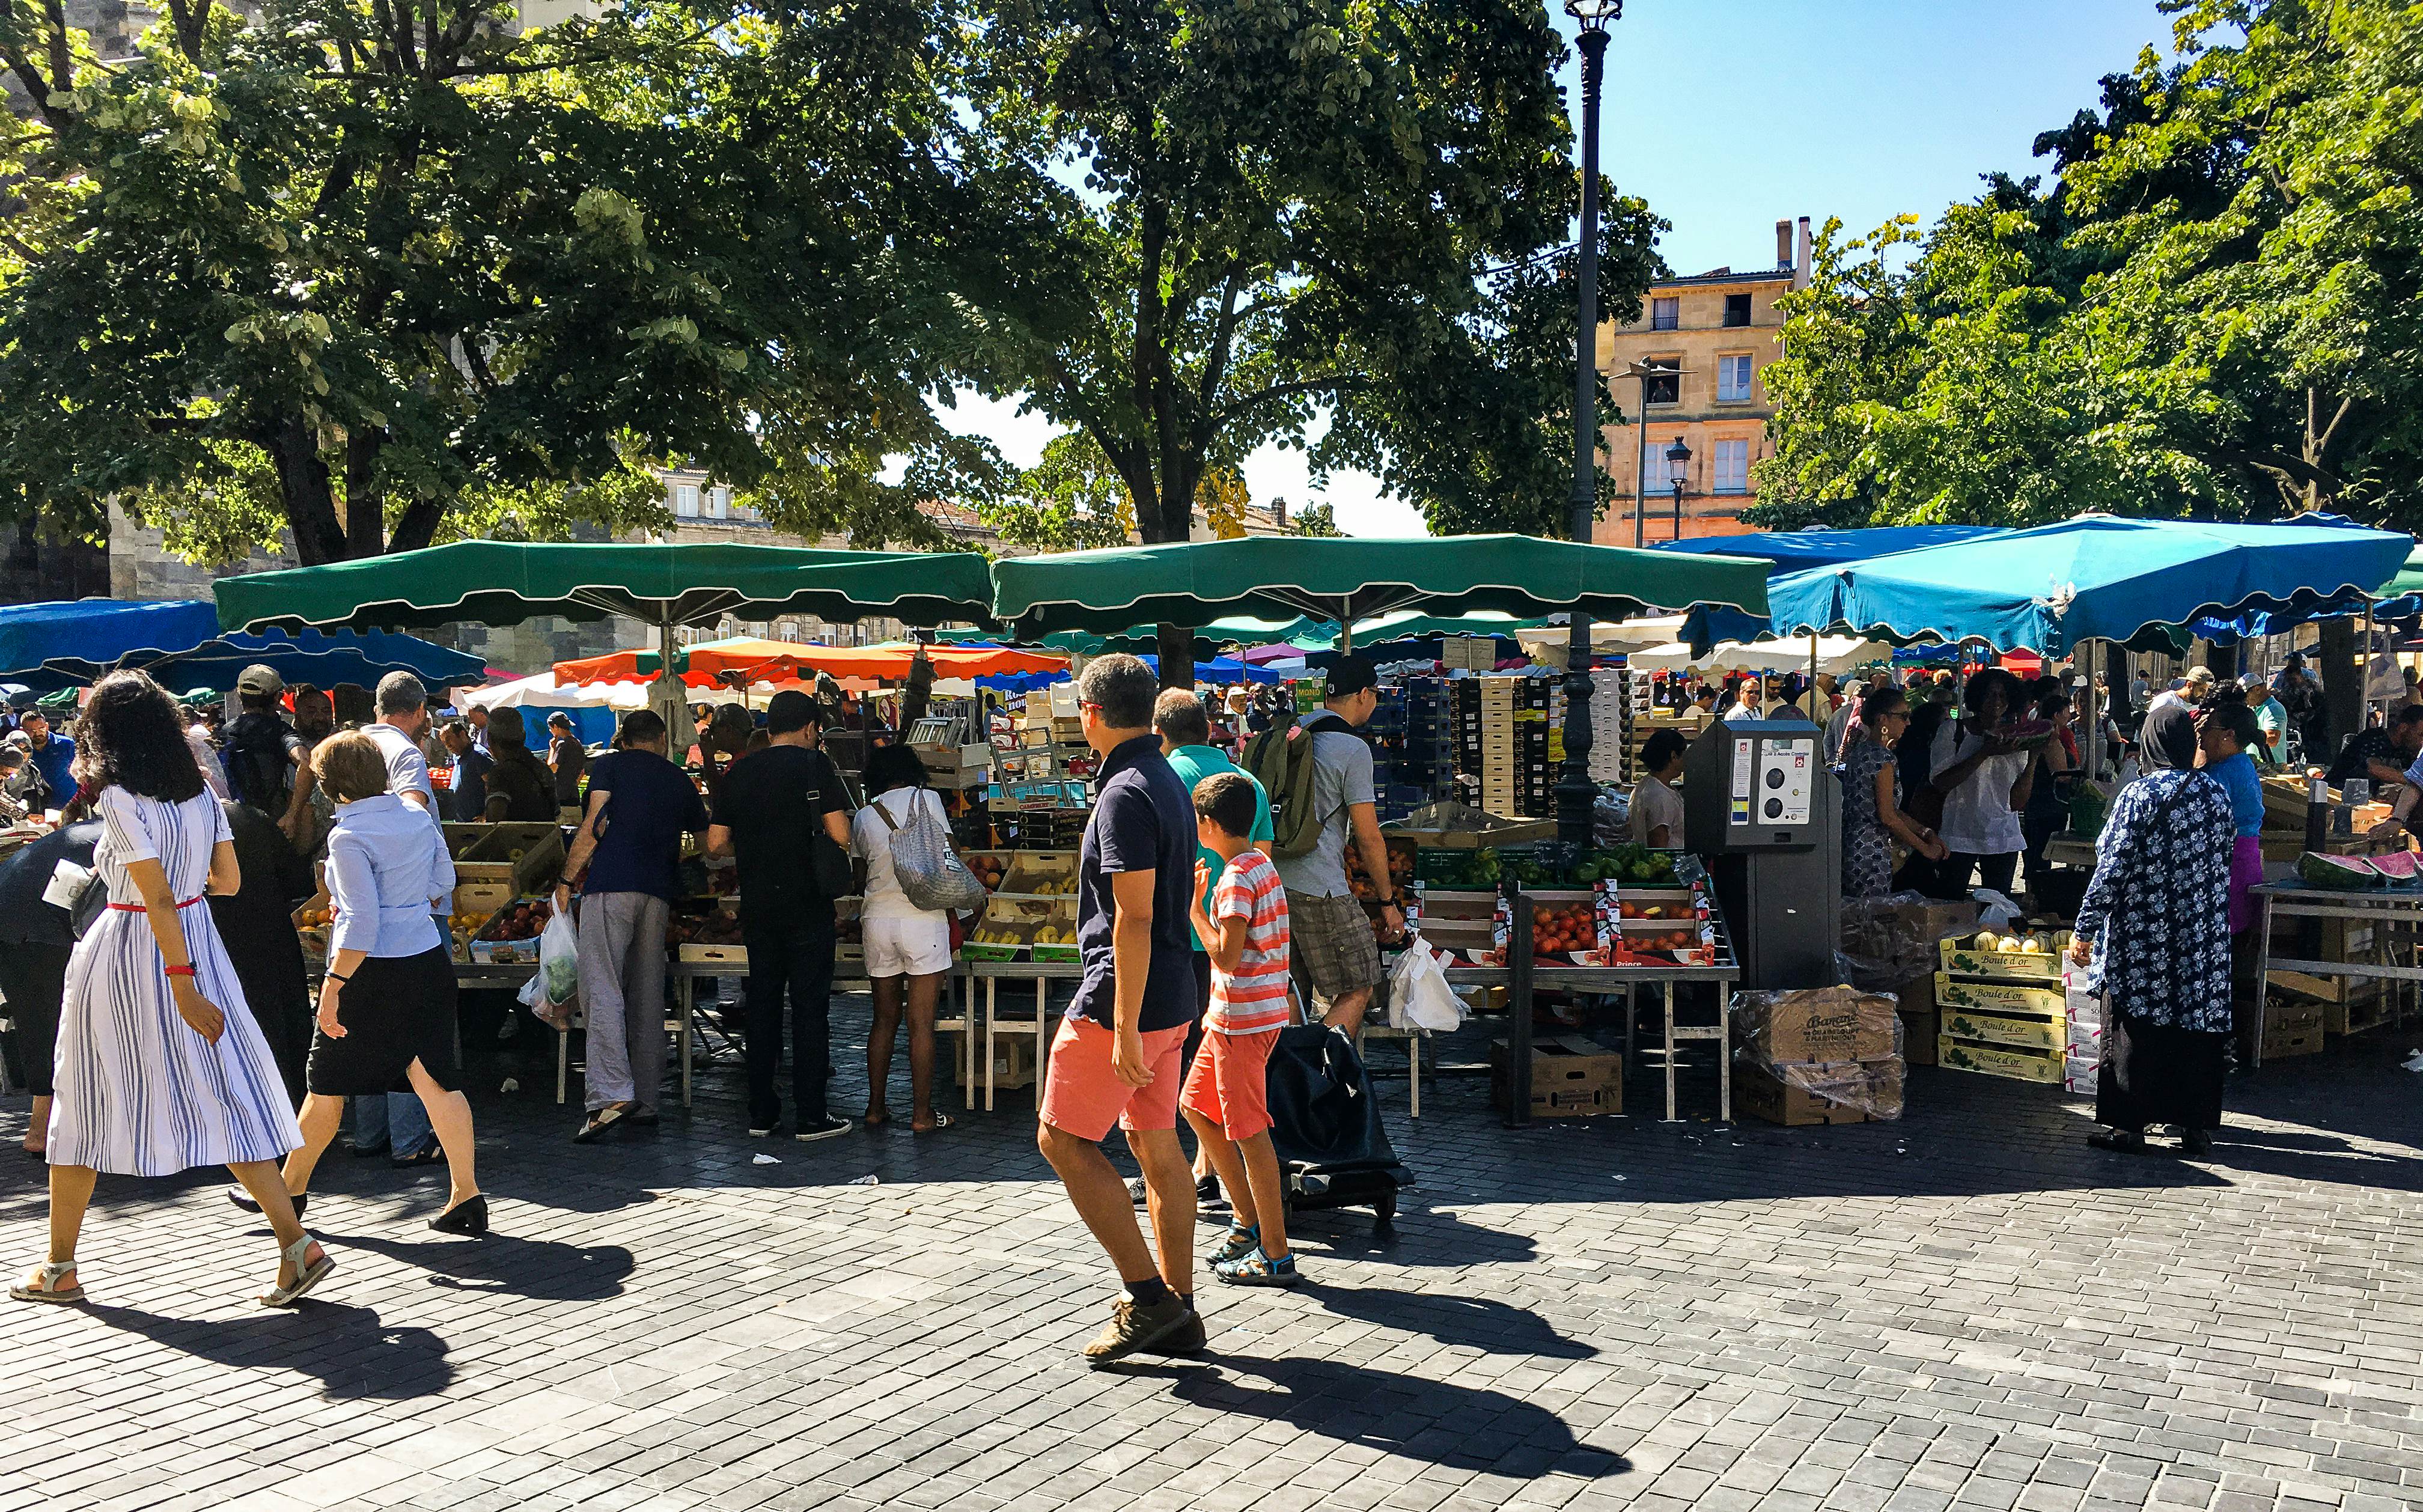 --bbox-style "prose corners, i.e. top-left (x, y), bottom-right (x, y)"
top-left (704, 686), bottom-right (853, 1139)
